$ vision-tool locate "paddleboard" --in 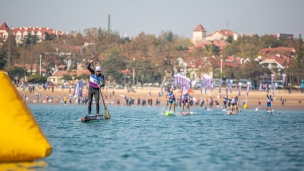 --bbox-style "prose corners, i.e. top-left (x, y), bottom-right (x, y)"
top-left (227, 111), bottom-right (239, 114)
top-left (81, 115), bottom-right (105, 122)
top-left (178, 111), bottom-right (194, 115)
top-left (165, 111), bottom-right (174, 116)
top-left (227, 111), bottom-right (233, 115)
